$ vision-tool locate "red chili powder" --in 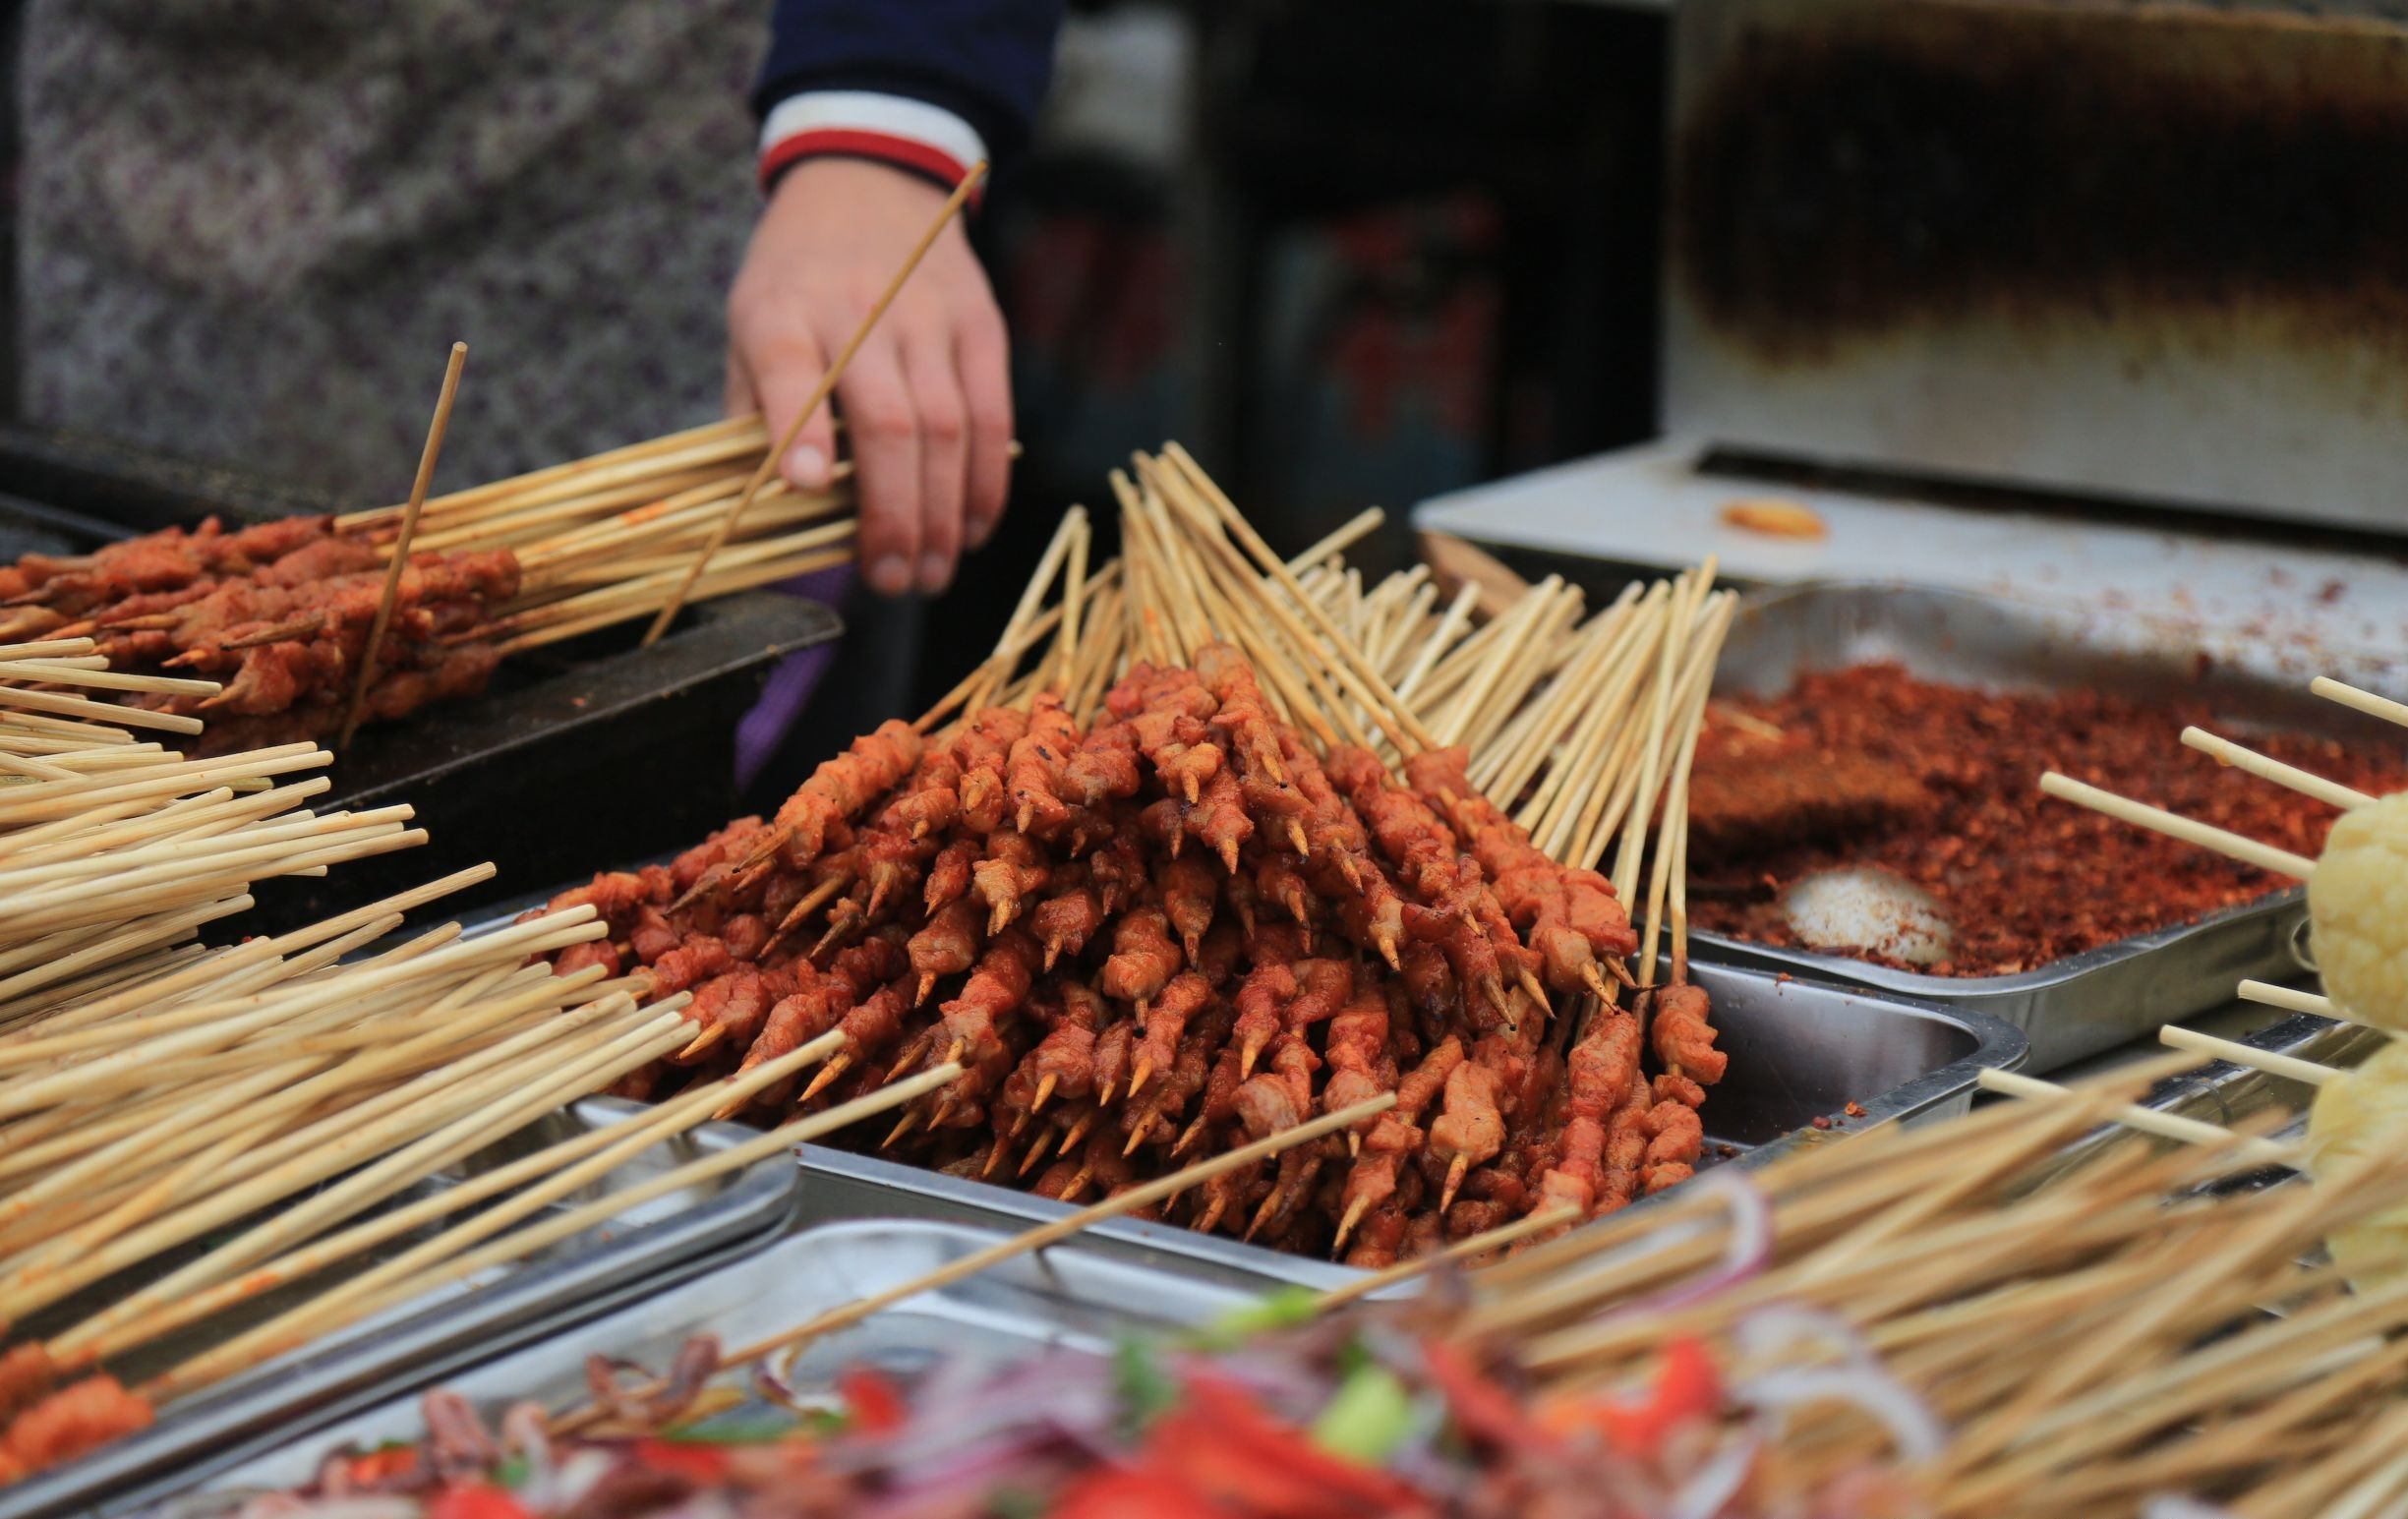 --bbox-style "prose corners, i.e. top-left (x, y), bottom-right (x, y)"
top-left (1686, 663), bottom-right (2408, 977)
